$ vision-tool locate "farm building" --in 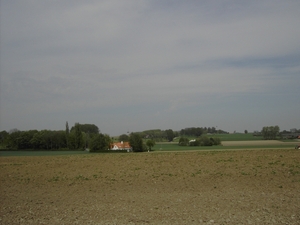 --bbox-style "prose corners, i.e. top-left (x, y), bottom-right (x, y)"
top-left (281, 133), bottom-right (300, 139)
top-left (110, 141), bottom-right (132, 151)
